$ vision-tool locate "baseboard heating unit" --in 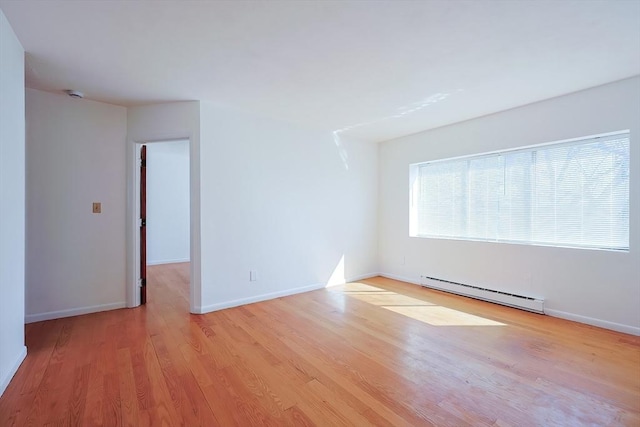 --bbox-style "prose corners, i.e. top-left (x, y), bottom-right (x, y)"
top-left (420, 275), bottom-right (545, 314)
